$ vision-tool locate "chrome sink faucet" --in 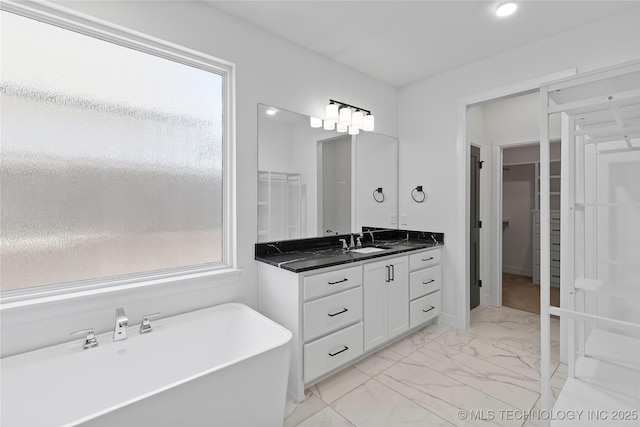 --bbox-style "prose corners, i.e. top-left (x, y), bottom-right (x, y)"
top-left (114, 307), bottom-right (129, 341)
